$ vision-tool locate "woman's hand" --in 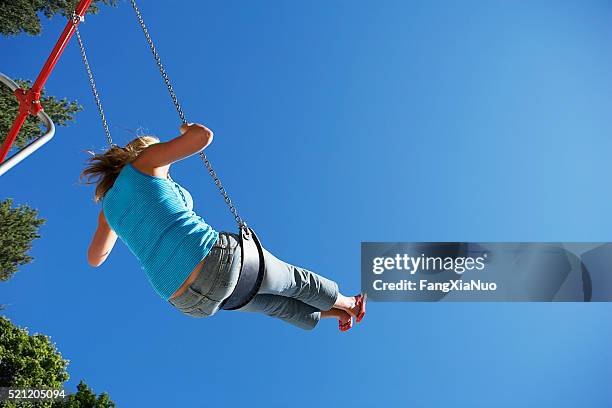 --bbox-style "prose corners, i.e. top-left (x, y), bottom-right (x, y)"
top-left (179, 122), bottom-right (213, 137)
top-left (179, 123), bottom-right (193, 134)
